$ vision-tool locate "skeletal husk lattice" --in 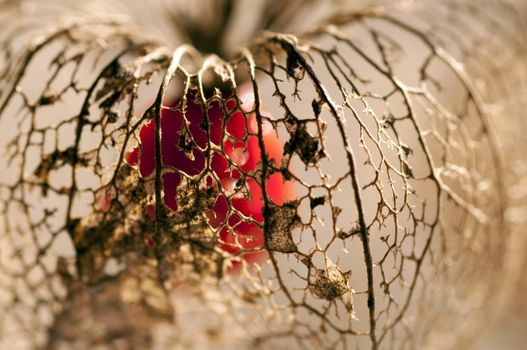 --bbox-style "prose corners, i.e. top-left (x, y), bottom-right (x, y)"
top-left (1, 1), bottom-right (527, 349)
